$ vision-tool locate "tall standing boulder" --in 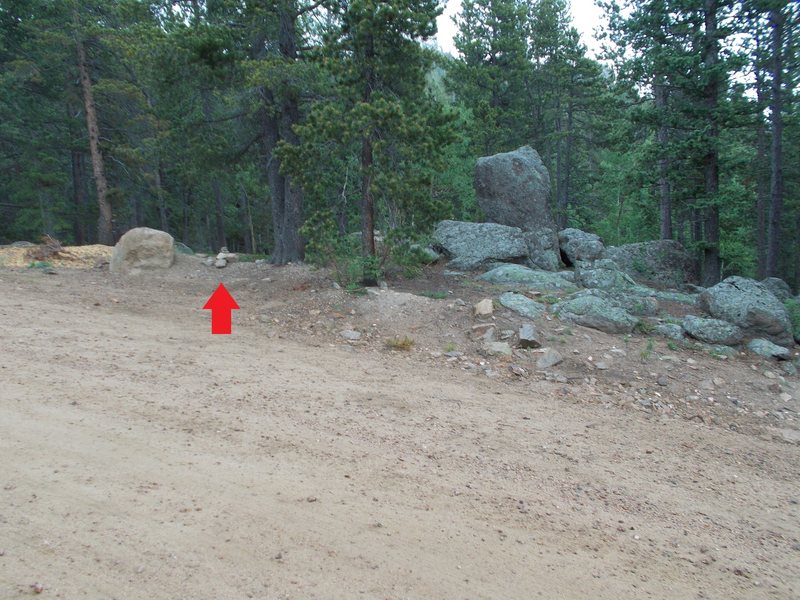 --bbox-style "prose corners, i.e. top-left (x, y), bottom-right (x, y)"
top-left (699, 276), bottom-right (793, 346)
top-left (475, 146), bottom-right (555, 232)
top-left (110, 227), bottom-right (175, 275)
